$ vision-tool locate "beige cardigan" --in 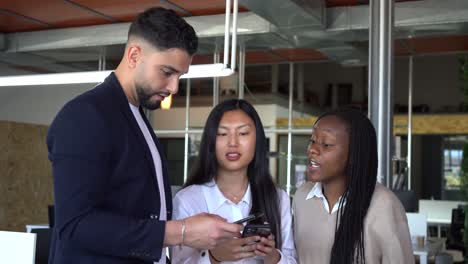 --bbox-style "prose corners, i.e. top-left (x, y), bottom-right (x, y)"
top-left (293, 182), bottom-right (414, 264)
